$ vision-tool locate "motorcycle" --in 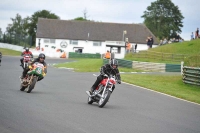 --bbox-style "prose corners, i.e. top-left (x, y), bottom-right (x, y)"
top-left (20, 62), bottom-right (45, 93)
top-left (86, 74), bottom-right (118, 108)
top-left (21, 54), bottom-right (33, 70)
